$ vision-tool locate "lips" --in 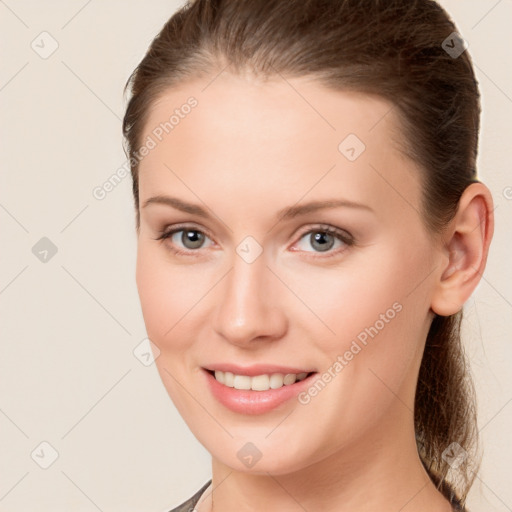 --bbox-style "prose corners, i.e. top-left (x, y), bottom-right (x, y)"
top-left (202, 363), bottom-right (317, 415)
